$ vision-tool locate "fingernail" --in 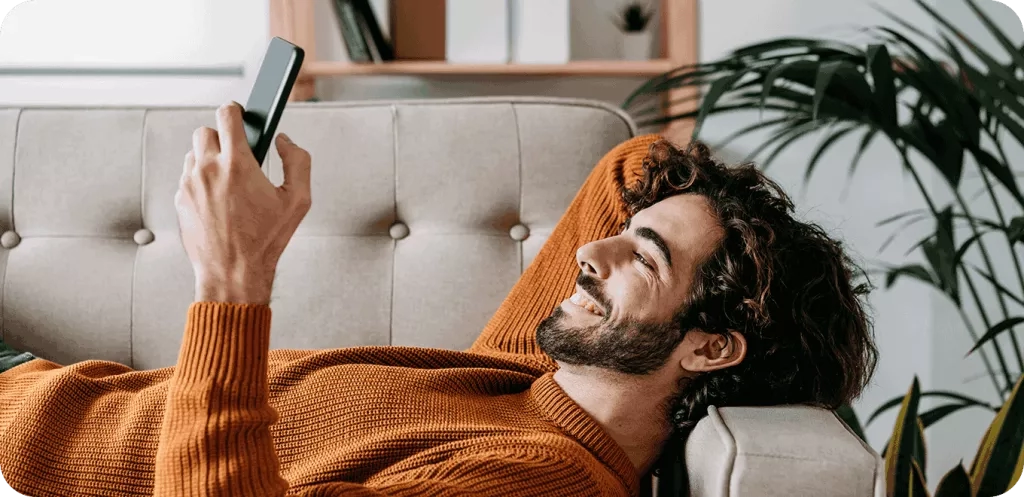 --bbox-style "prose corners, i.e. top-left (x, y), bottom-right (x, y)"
top-left (279, 133), bottom-right (293, 144)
